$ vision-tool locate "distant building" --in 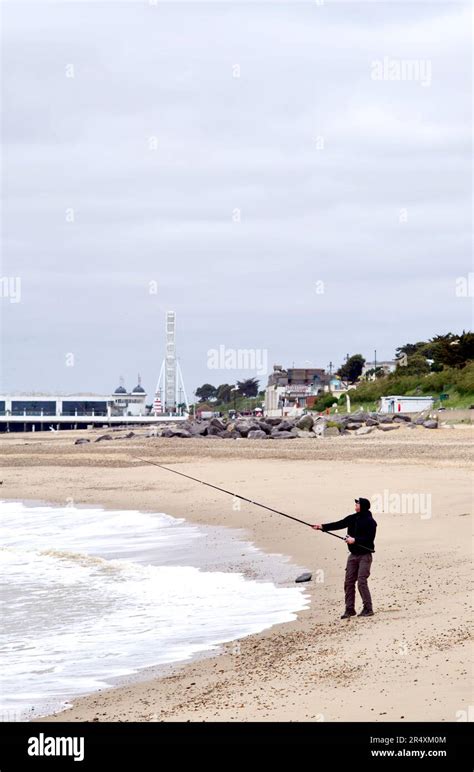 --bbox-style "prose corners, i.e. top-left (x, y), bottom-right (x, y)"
top-left (0, 394), bottom-right (109, 417)
top-left (328, 376), bottom-right (347, 393)
top-left (0, 376), bottom-right (148, 419)
top-left (264, 365), bottom-right (331, 415)
top-left (111, 376), bottom-right (148, 417)
top-left (379, 395), bottom-right (434, 414)
top-left (362, 360), bottom-right (398, 380)
top-left (196, 403), bottom-right (214, 418)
